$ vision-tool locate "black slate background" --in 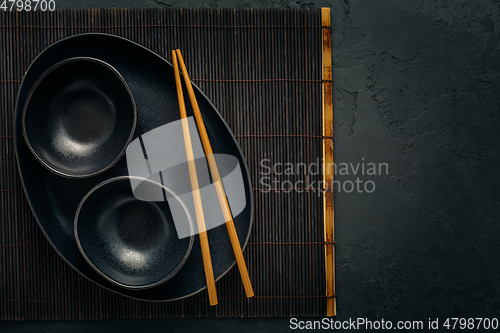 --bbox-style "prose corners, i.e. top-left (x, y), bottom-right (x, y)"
top-left (1, 0), bottom-right (500, 332)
